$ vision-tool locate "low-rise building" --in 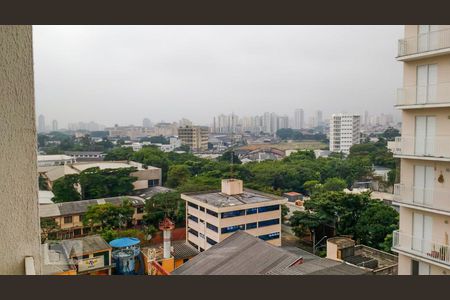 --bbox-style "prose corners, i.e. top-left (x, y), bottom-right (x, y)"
top-left (38, 160), bottom-right (162, 191)
top-left (37, 154), bottom-right (76, 167)
top-left (181, 179), bottom-right (287, 249)
top-left (171, 231), bottom-right (369, 275)
top-left (39, 196), bottom-right (146, 240)
top-left (42, 235), bottom-right (112, 275)
top-left (64, 151), bottom-right (105, 162)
